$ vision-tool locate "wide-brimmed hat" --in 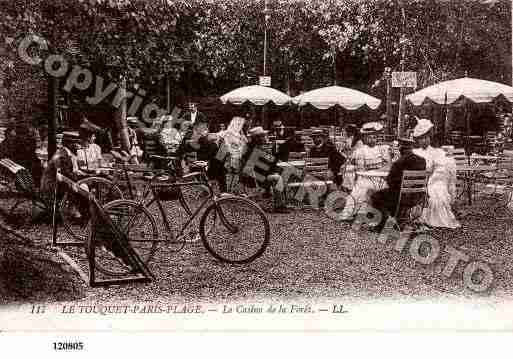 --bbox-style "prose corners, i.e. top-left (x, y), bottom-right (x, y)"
top-left (248, 126), bottom-right (269, 137)
top-left (413, 118), bottom-right (434, 138)
top-left (360, 122), bottom-right (384, 134)
top-left (127, 116), bottom-right (139, 124)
